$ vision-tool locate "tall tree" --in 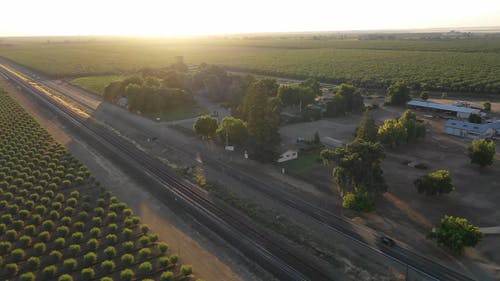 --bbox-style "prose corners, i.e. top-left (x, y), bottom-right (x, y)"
top-left (216, 117), bottom-right (248, 146)
top-left (386, 81), bottom-right (411, 105)
top-left (356, 112), bottom-right (378, 142)
top-left (468, 139), bottom-right (496, 167)
top-left (194, 115), bottom-right (218, 139)
top-left (322, 140), bottom-right (387, 195)
top-left (244, 80), bottom-right (281, 162)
